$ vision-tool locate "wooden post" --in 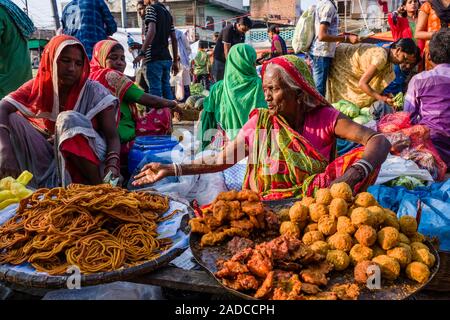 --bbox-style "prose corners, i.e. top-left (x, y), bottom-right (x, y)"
top-left (50, 0), bottom-right (60, 30)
